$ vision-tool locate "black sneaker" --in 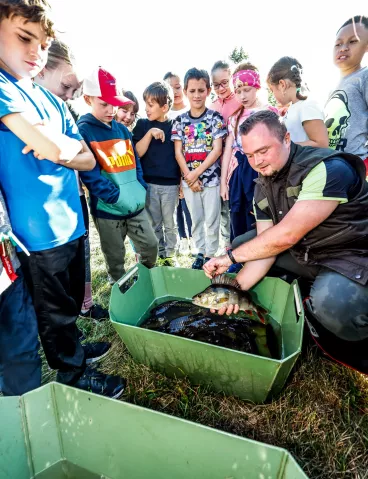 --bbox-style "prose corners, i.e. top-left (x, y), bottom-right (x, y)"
top-left (73, 366), bottom-right (126, 399)
top-left (83, 342), bottom-right (111, 365)
top-left (192, 254), bottom-right (205, 270)
top-left (80, 303), bottom-right (109, 322)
